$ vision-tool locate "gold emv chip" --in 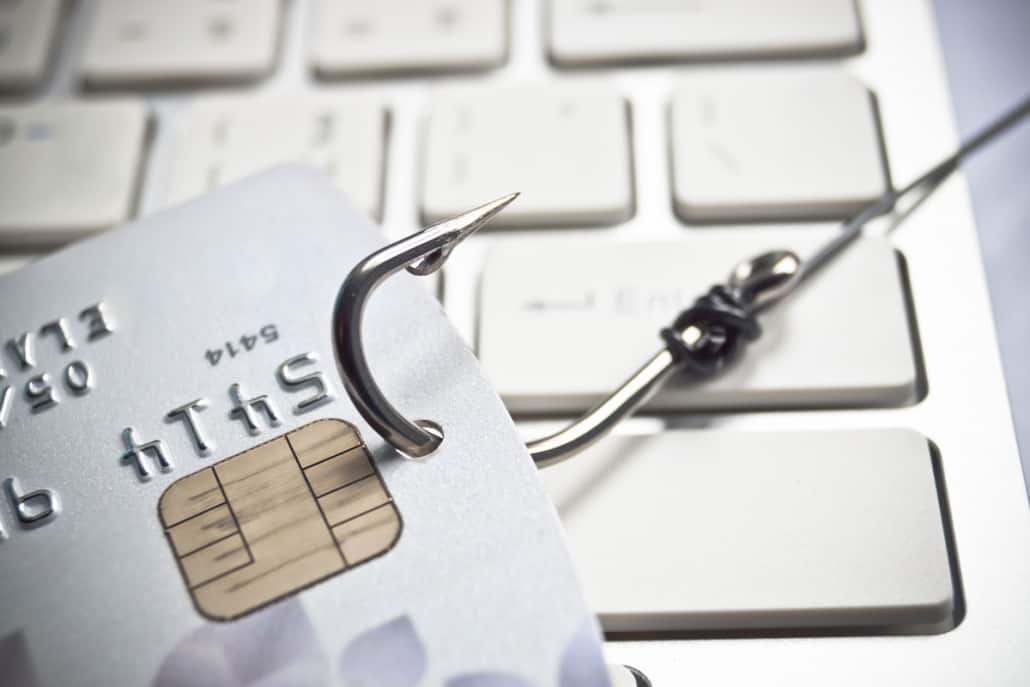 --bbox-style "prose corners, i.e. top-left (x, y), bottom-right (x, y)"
top-left (159, 419), bottom-right (402, 621)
